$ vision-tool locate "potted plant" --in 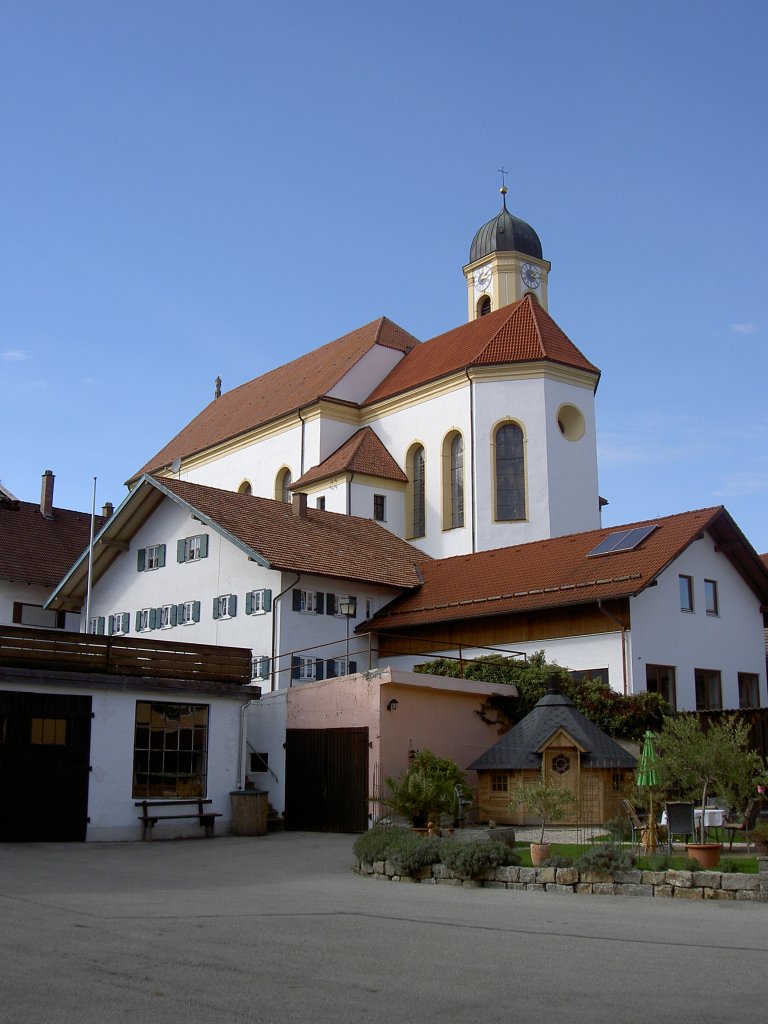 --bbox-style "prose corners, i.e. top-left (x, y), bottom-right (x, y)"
top-left (656, 715), bottom-right (764, 869)
top-left (509, 774), bottom-right (578, 865)
top-left (382, 750), bottom-right (471, 830)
